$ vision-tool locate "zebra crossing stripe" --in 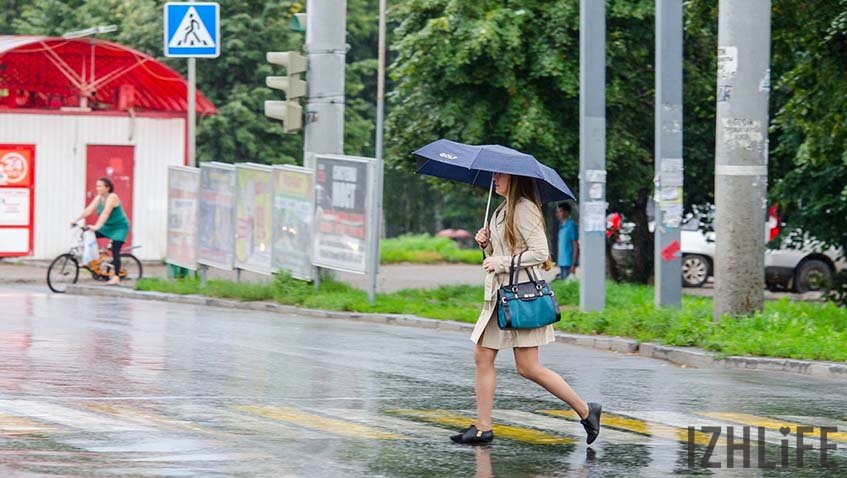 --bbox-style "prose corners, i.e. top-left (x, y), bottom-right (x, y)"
top-left (0, 412), bottom-right (55, 435)
top-left (78, 402), bottom-right (211, 434)
top-left (0, 400), bottom-right (156, 432)
top-left (391, 409), bottom-right (574, 445)
top-left (237, 406), bottom-right (405, 440)
top-left (538, 409), bottom-right (723, 446)
top-left (489, 410), bottom-right (651, 444)
top-left (313, 408), bottom-right (453, 437)
top-left (701, 412), bottom-right (847, 443)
